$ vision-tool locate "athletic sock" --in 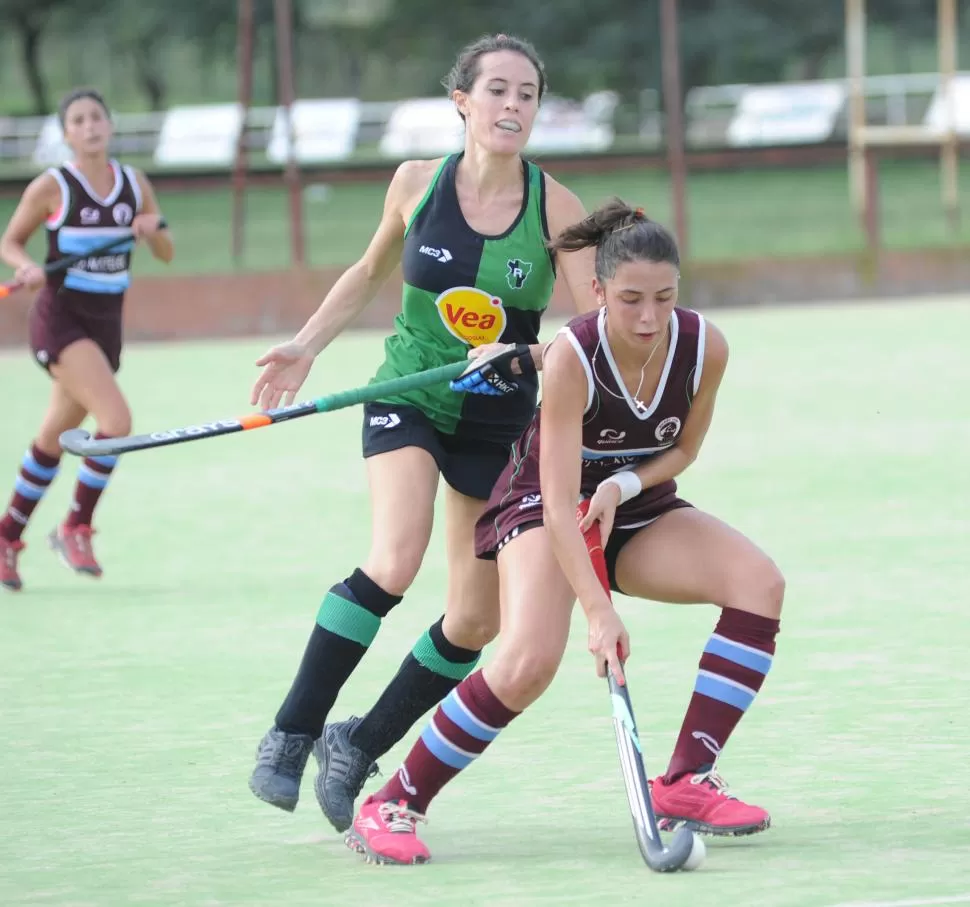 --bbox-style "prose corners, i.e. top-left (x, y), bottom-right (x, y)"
top-left (350, 615), bottom-right (481, 759)
top-left (0, 443), bottom-right (61, 541)
top-left (665, 607), bottom-right (780, 780)
top-left (65, 436), bottom-right (118, 527)
top-left (275, 568), bottom-right (402, 739)
top-left (375, 669), bottom-right (518, 814)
